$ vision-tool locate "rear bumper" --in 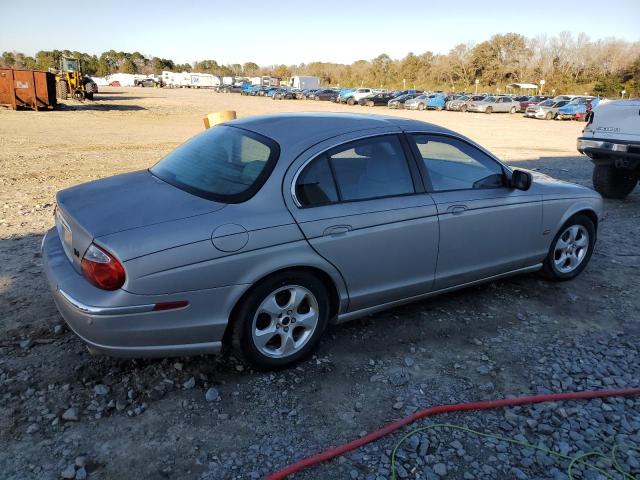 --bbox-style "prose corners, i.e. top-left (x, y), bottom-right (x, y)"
top-left (577, 137), bottom-right (640, 166)
top-left (42, 227), bottom-right (247, 357)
